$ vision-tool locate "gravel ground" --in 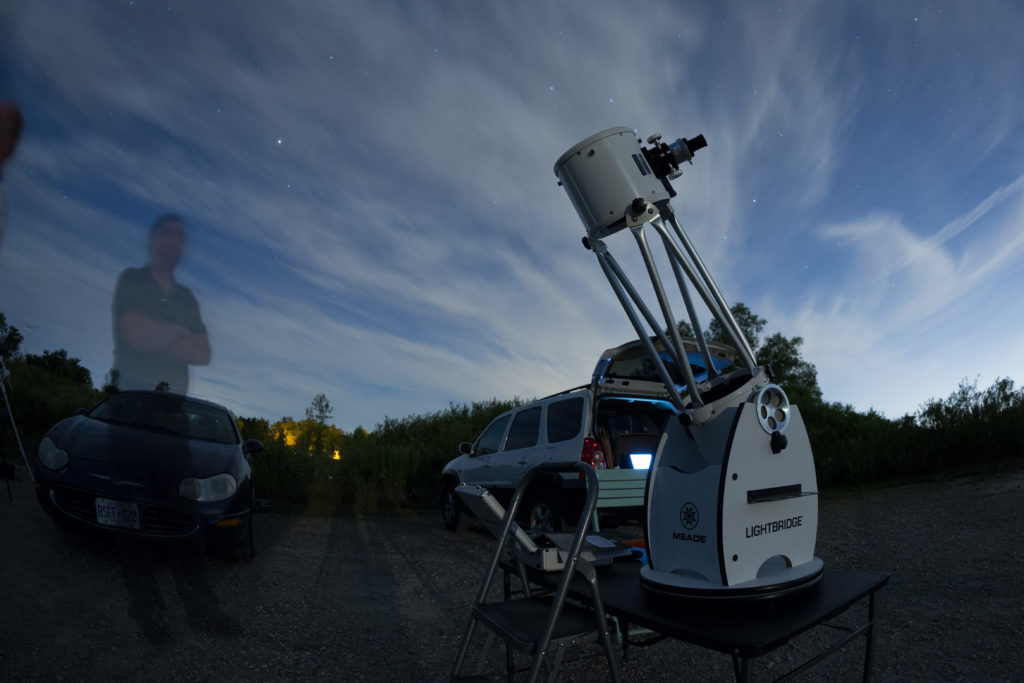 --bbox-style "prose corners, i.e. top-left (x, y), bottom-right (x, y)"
top-left (1, 463), bottom-right (1022, 681)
